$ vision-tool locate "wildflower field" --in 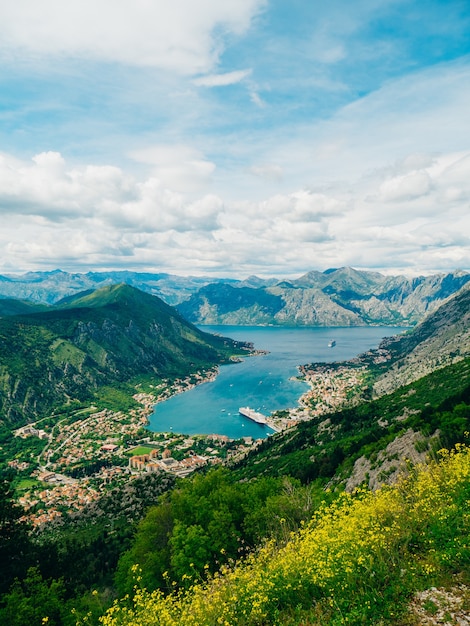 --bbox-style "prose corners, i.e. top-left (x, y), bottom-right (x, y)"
top-left (95, 445), bottom-right (470, 625)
